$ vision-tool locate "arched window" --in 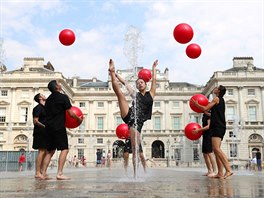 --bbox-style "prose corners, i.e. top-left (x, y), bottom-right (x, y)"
top-left (14, 135), bottom-right (28, 143)
top-left (112, 140), bottom-right (125, 158)
top-left (152, 140), bottom-right (164, 158)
